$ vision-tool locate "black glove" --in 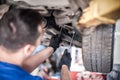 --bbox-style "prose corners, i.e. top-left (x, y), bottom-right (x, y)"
top-left (58, 49), bottom-right (72, 71)
top-left (49, 34), bottom-right (62, 51)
